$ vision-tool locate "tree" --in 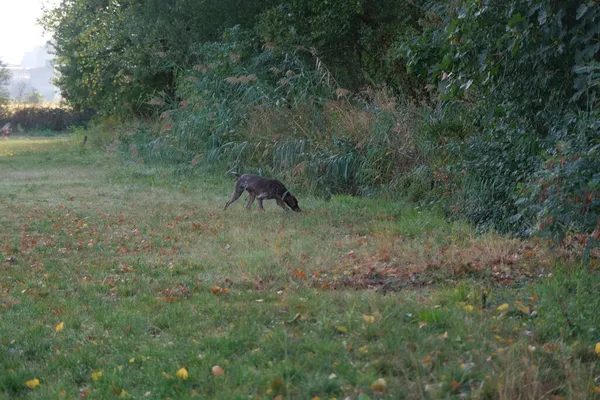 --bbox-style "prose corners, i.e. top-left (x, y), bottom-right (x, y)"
top-left (0, 59), bottom-right (11, 105)
top-left (40, 0), bottom-right (279, 114)
top-left (25, 89), bottom-right (45, 105)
